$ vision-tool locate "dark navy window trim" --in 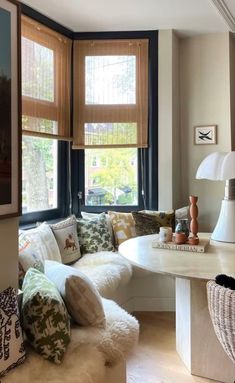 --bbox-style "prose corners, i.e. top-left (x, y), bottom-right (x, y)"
top-left (72, 31), bottom-right (158, 215)
top-left (20, 4), bottom-right (158, 222)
